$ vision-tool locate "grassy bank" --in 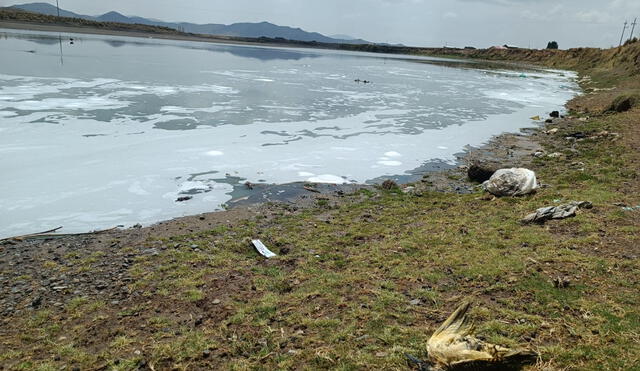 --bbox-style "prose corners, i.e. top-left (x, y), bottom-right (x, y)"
top-left (1, 42), bottom-right (639, 370)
